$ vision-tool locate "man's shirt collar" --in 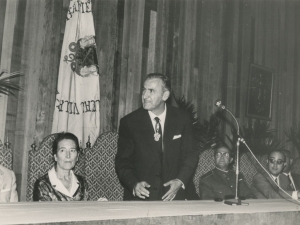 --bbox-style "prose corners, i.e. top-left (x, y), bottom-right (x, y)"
top-left (215, 167), bottom-right (229, 173)
top-left (283, 171), bottom-right (291, 176)
top-left (148, 104), bottom-right (166, 121)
